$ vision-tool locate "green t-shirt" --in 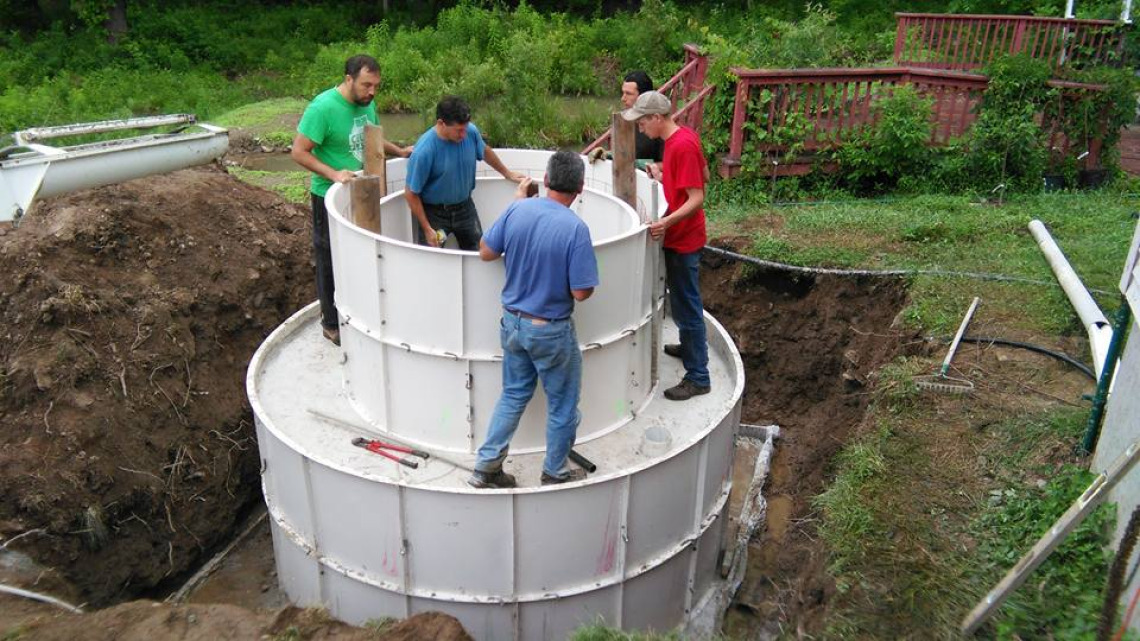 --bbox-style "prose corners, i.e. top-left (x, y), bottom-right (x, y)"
top-left (297, 87), bottom-right (379, 197)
